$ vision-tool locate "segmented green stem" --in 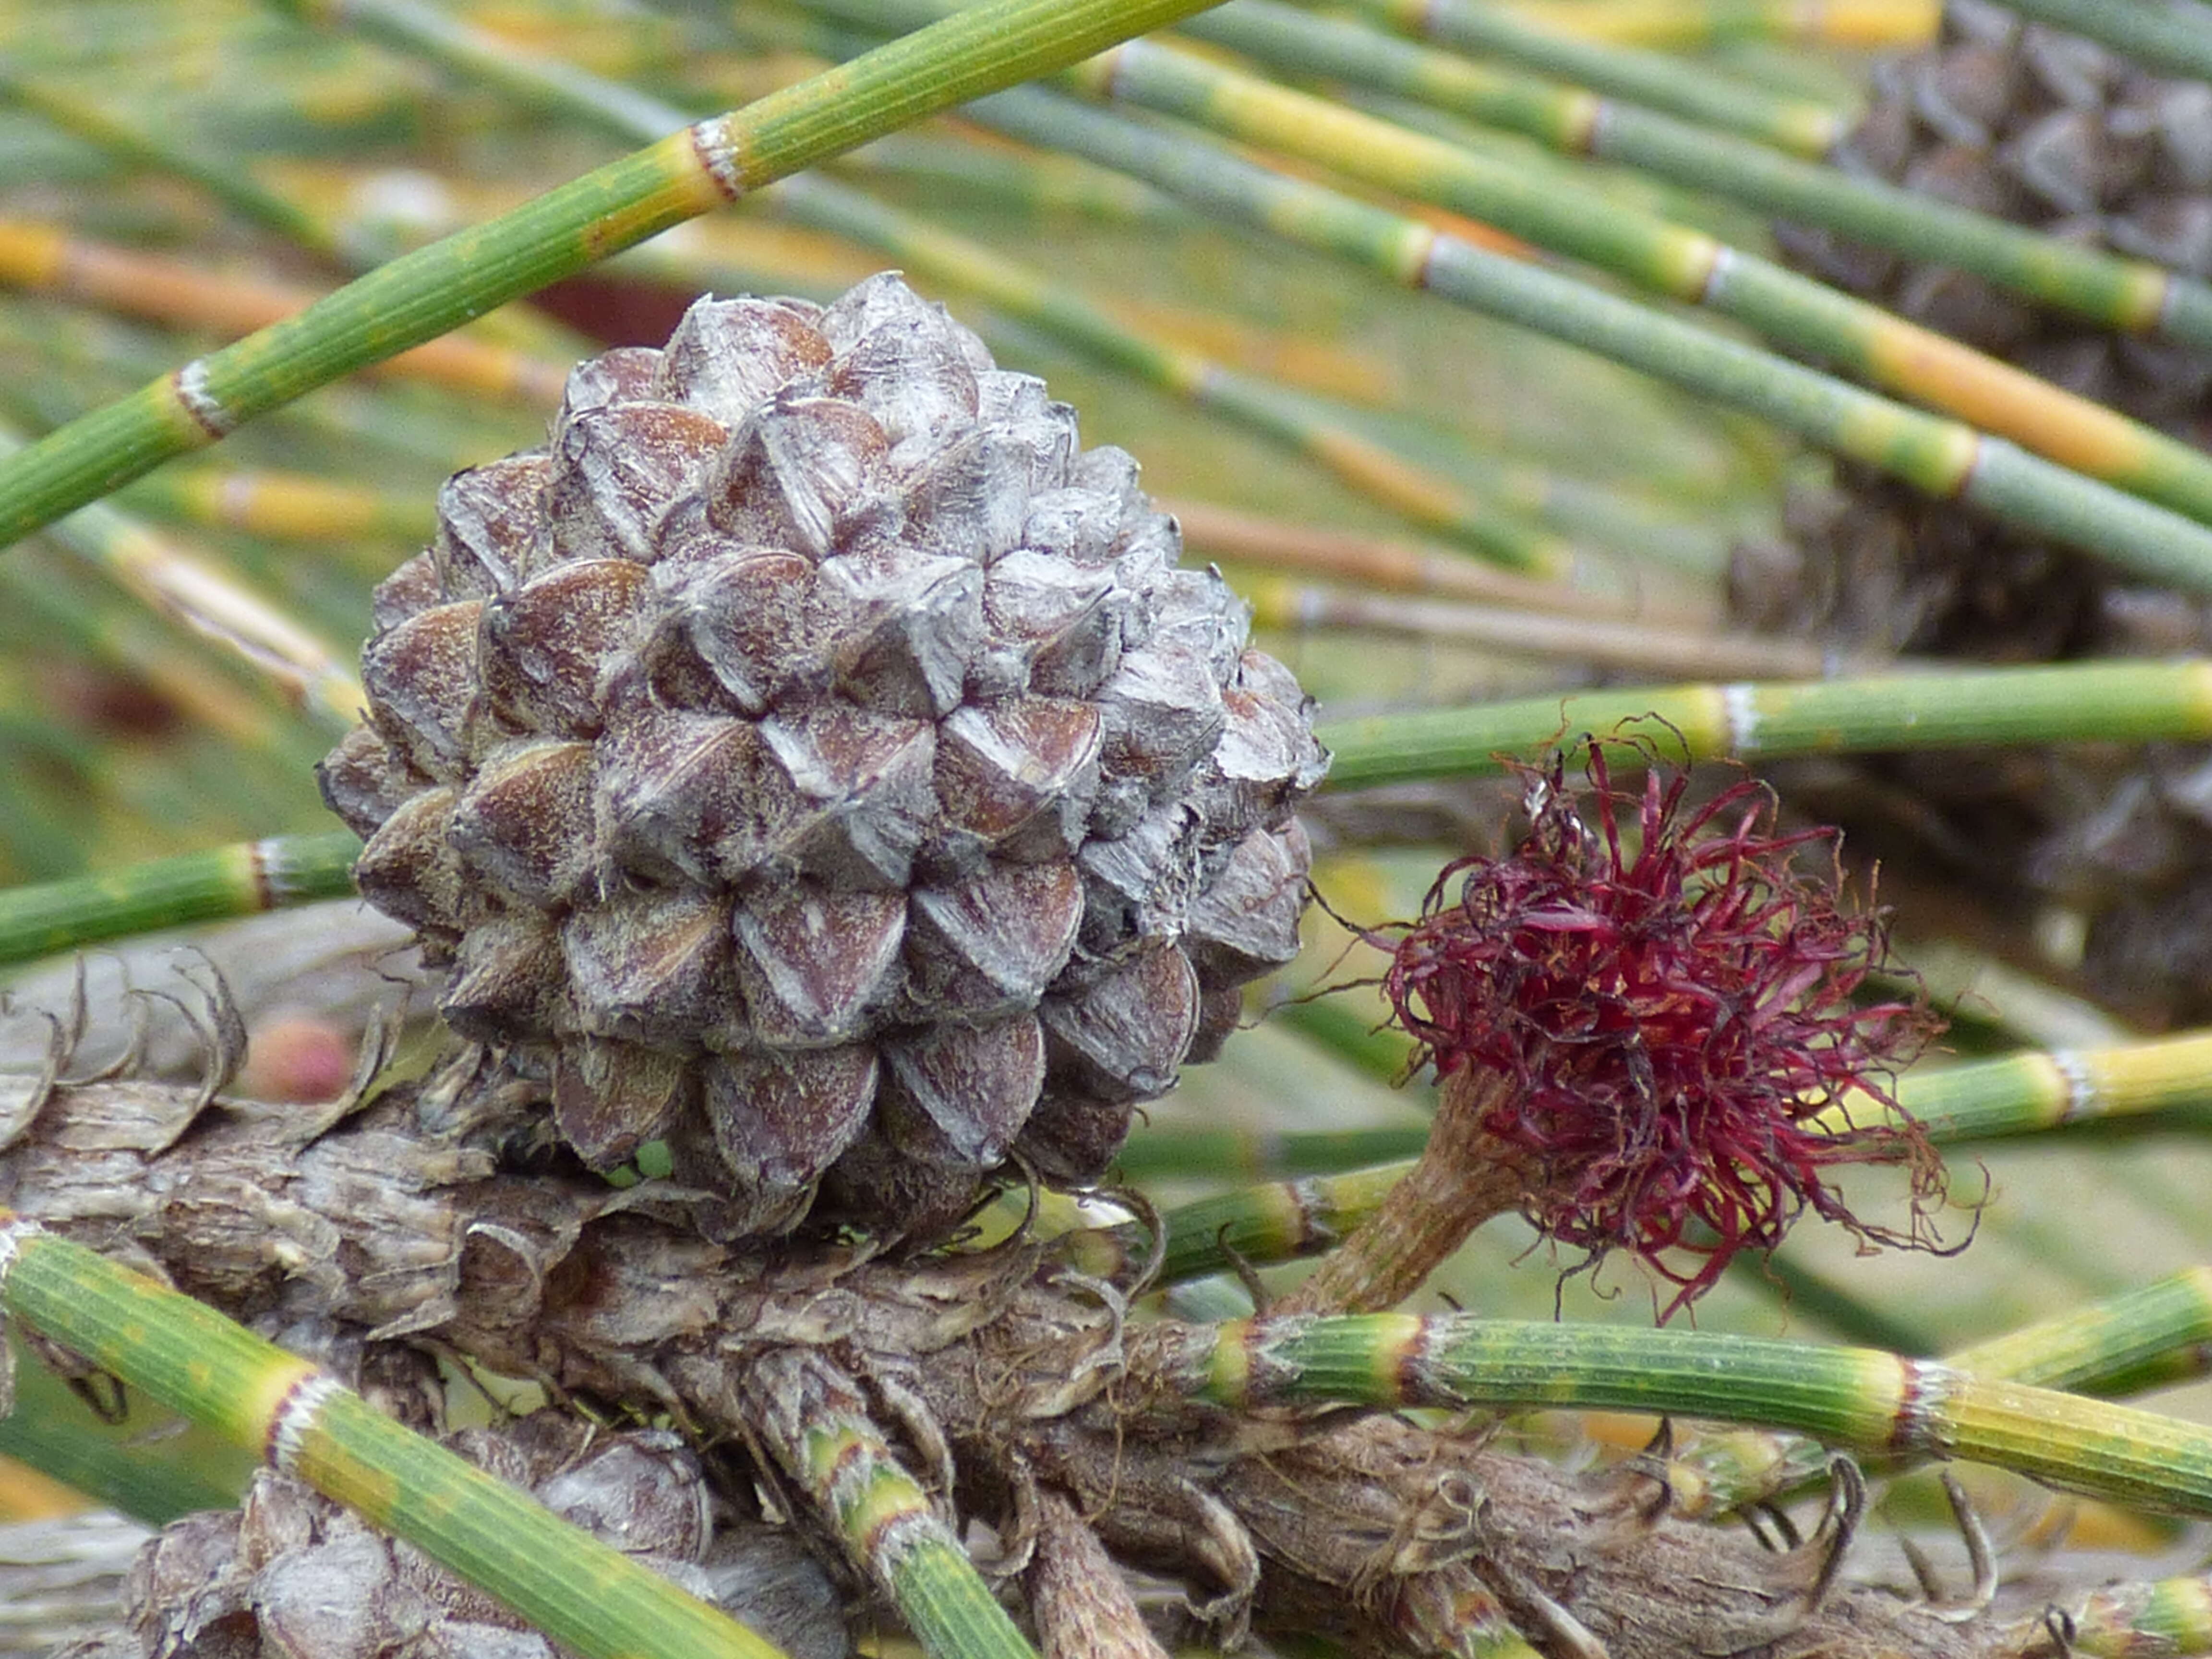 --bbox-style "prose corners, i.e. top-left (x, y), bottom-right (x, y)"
top-left (1103, 1026), bottom-right (2212, 1290)
top-left (946, 86), bottom-right (2212, 590)
top-left (1839, 1030), bottom-right (2212, 1144)
top-left (1116, 1023), bottom-right (2212, 1196)
top-left (122, 465), bottom-right (438, 546)
top-left (1182, 0), bottom-right (2212, 351)
top-left (1168, 501), bottom-right (1643, 610)
top-left (740, 1349), bottom-right (1038, 1659)
top-left (0, 1345), bottom-right (253, 1525)
top-left (1960, 1268), bottom-right (2212, 1399)
top-left (779, 176), bottom-right (1568, 569)
top-left (330, 0), bottom-right (1570, 571)
top-left (1672, 1268), bottom-right (2212, 1518)
top-left (0, 1212), bottom-right (791, 1659)
top-left (1451, 1591), bottom-right (1549, 1659)
top-left (1140, 1314), bottom-right (2212, 1515)
top-left (1063, 1161), bottom-right (1416, 1286)
top-left (1987, 0), bottom-right (2212, 83)
top-left (1065, 36), bottom-right (2212, 525)
top-left (1114, 1124), bottom-right (1425, 1183)
top-left (1348, 0), bottom-right (1850, 153)
top-left (73, 713), bottom-right (2198, 971)
top-left (0, 0), bottom-right (1239, 551)
top-left (1317, 660), bottom-right (2212, 788)
top-left (0, 831), bottom-right (358, 966)
top-left (0, 220), bottom-right (570, 409)
top-left (834, 129), bottom-right (1185, 221)
top-left (0, 563), bottom-right (308, 757)
top-left (1270, 994), bottom-right (1419, 1081)
top-left (0, 68), bottom-right (339, 258)
top-left (18, 496), bottom-right (362, 733)
top-left (1245, 581), bottom-right (1837, 678)
top-left (1484, 0), bottom-right (1938, 48)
